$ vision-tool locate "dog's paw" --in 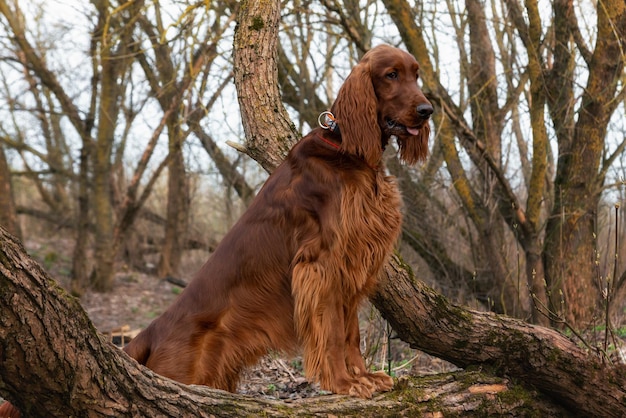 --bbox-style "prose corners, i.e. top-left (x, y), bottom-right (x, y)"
top-left (328, 377), bottom-right (374, 399)
top-left (364, 371), bottom-right (394, 392)
top-left (347, 379), bottom-right (374, 399)
top-left (323, 370), bottom-right (394, 398)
